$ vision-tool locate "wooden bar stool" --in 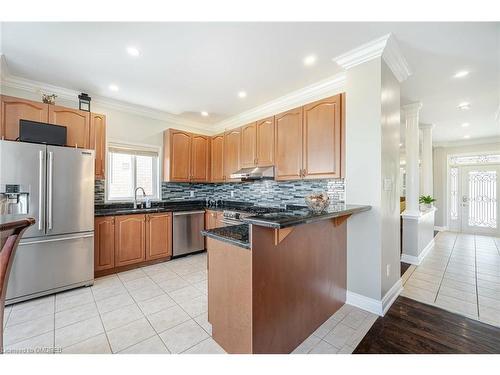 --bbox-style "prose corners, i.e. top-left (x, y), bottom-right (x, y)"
top-left (0, 216), bottom-right (35, 353)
